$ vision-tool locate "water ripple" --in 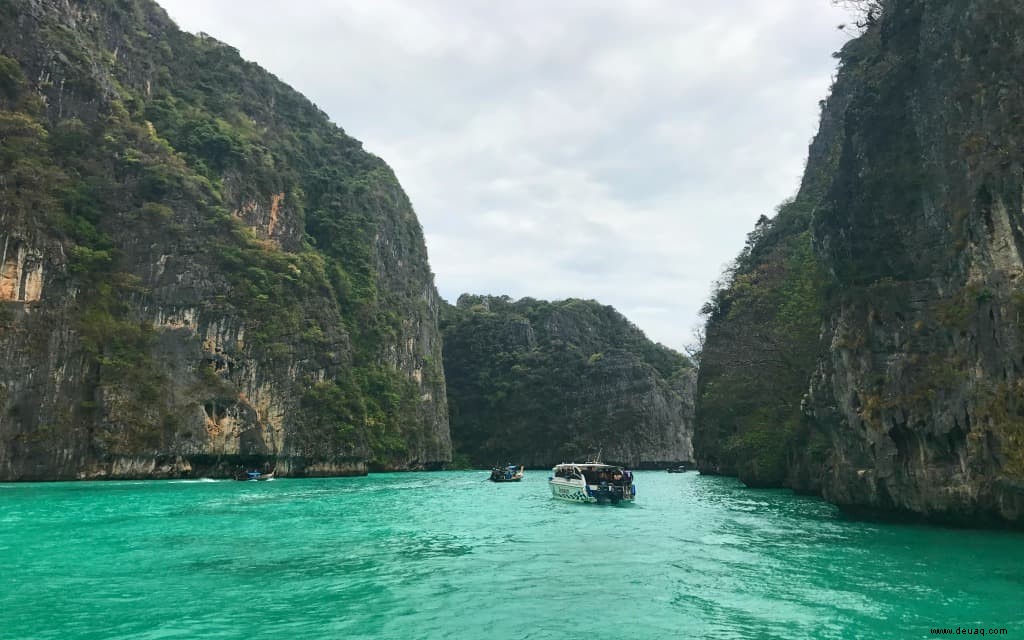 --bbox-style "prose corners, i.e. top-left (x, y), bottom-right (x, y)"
top-left (1, 472), bottom-right (1022, 639)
